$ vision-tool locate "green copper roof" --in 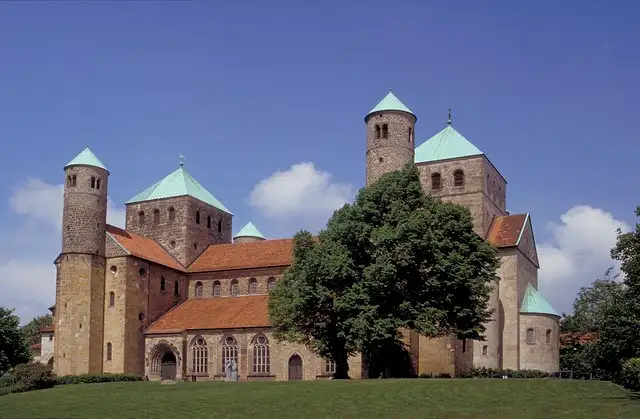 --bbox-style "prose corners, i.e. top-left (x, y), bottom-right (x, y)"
top-left (234, 221), bottom-right (265, 239)
top-left (414, 124), bottom-right (483, 163)
top-left (365, 91), bottom-right (415, 120)
top-left (520, 284), bottom-right (560, 317)
top-left (64, 147), bottom-right (108, 171)
top-left (126, 166), bottom-right (231, 214)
